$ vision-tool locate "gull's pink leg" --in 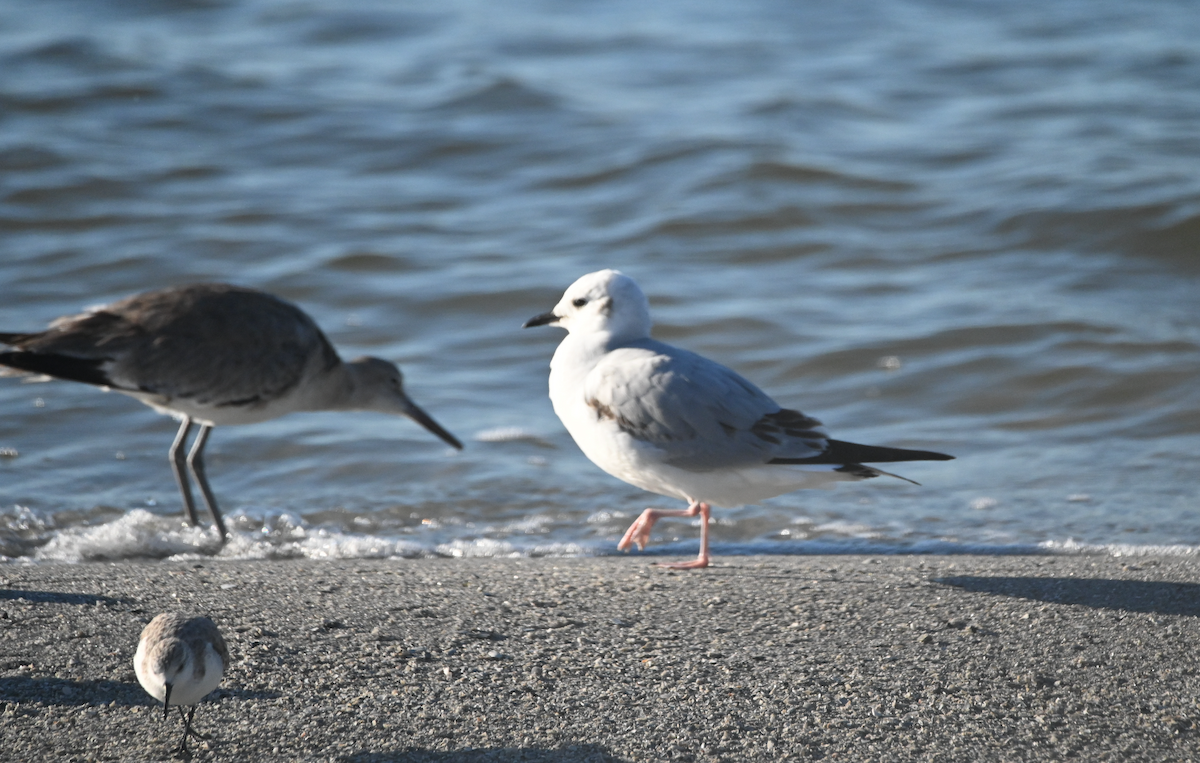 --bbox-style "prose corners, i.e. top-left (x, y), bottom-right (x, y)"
top-left (655, 502), bottom-right (710, 569)
top-left (617, 501), bottom-right (712, 570)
